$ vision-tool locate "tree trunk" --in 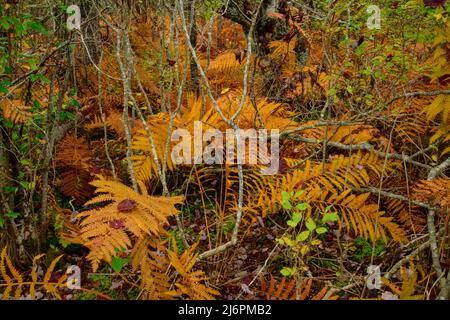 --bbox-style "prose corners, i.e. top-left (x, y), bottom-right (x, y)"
top-left (222, 0), bottom-right (308, 94)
